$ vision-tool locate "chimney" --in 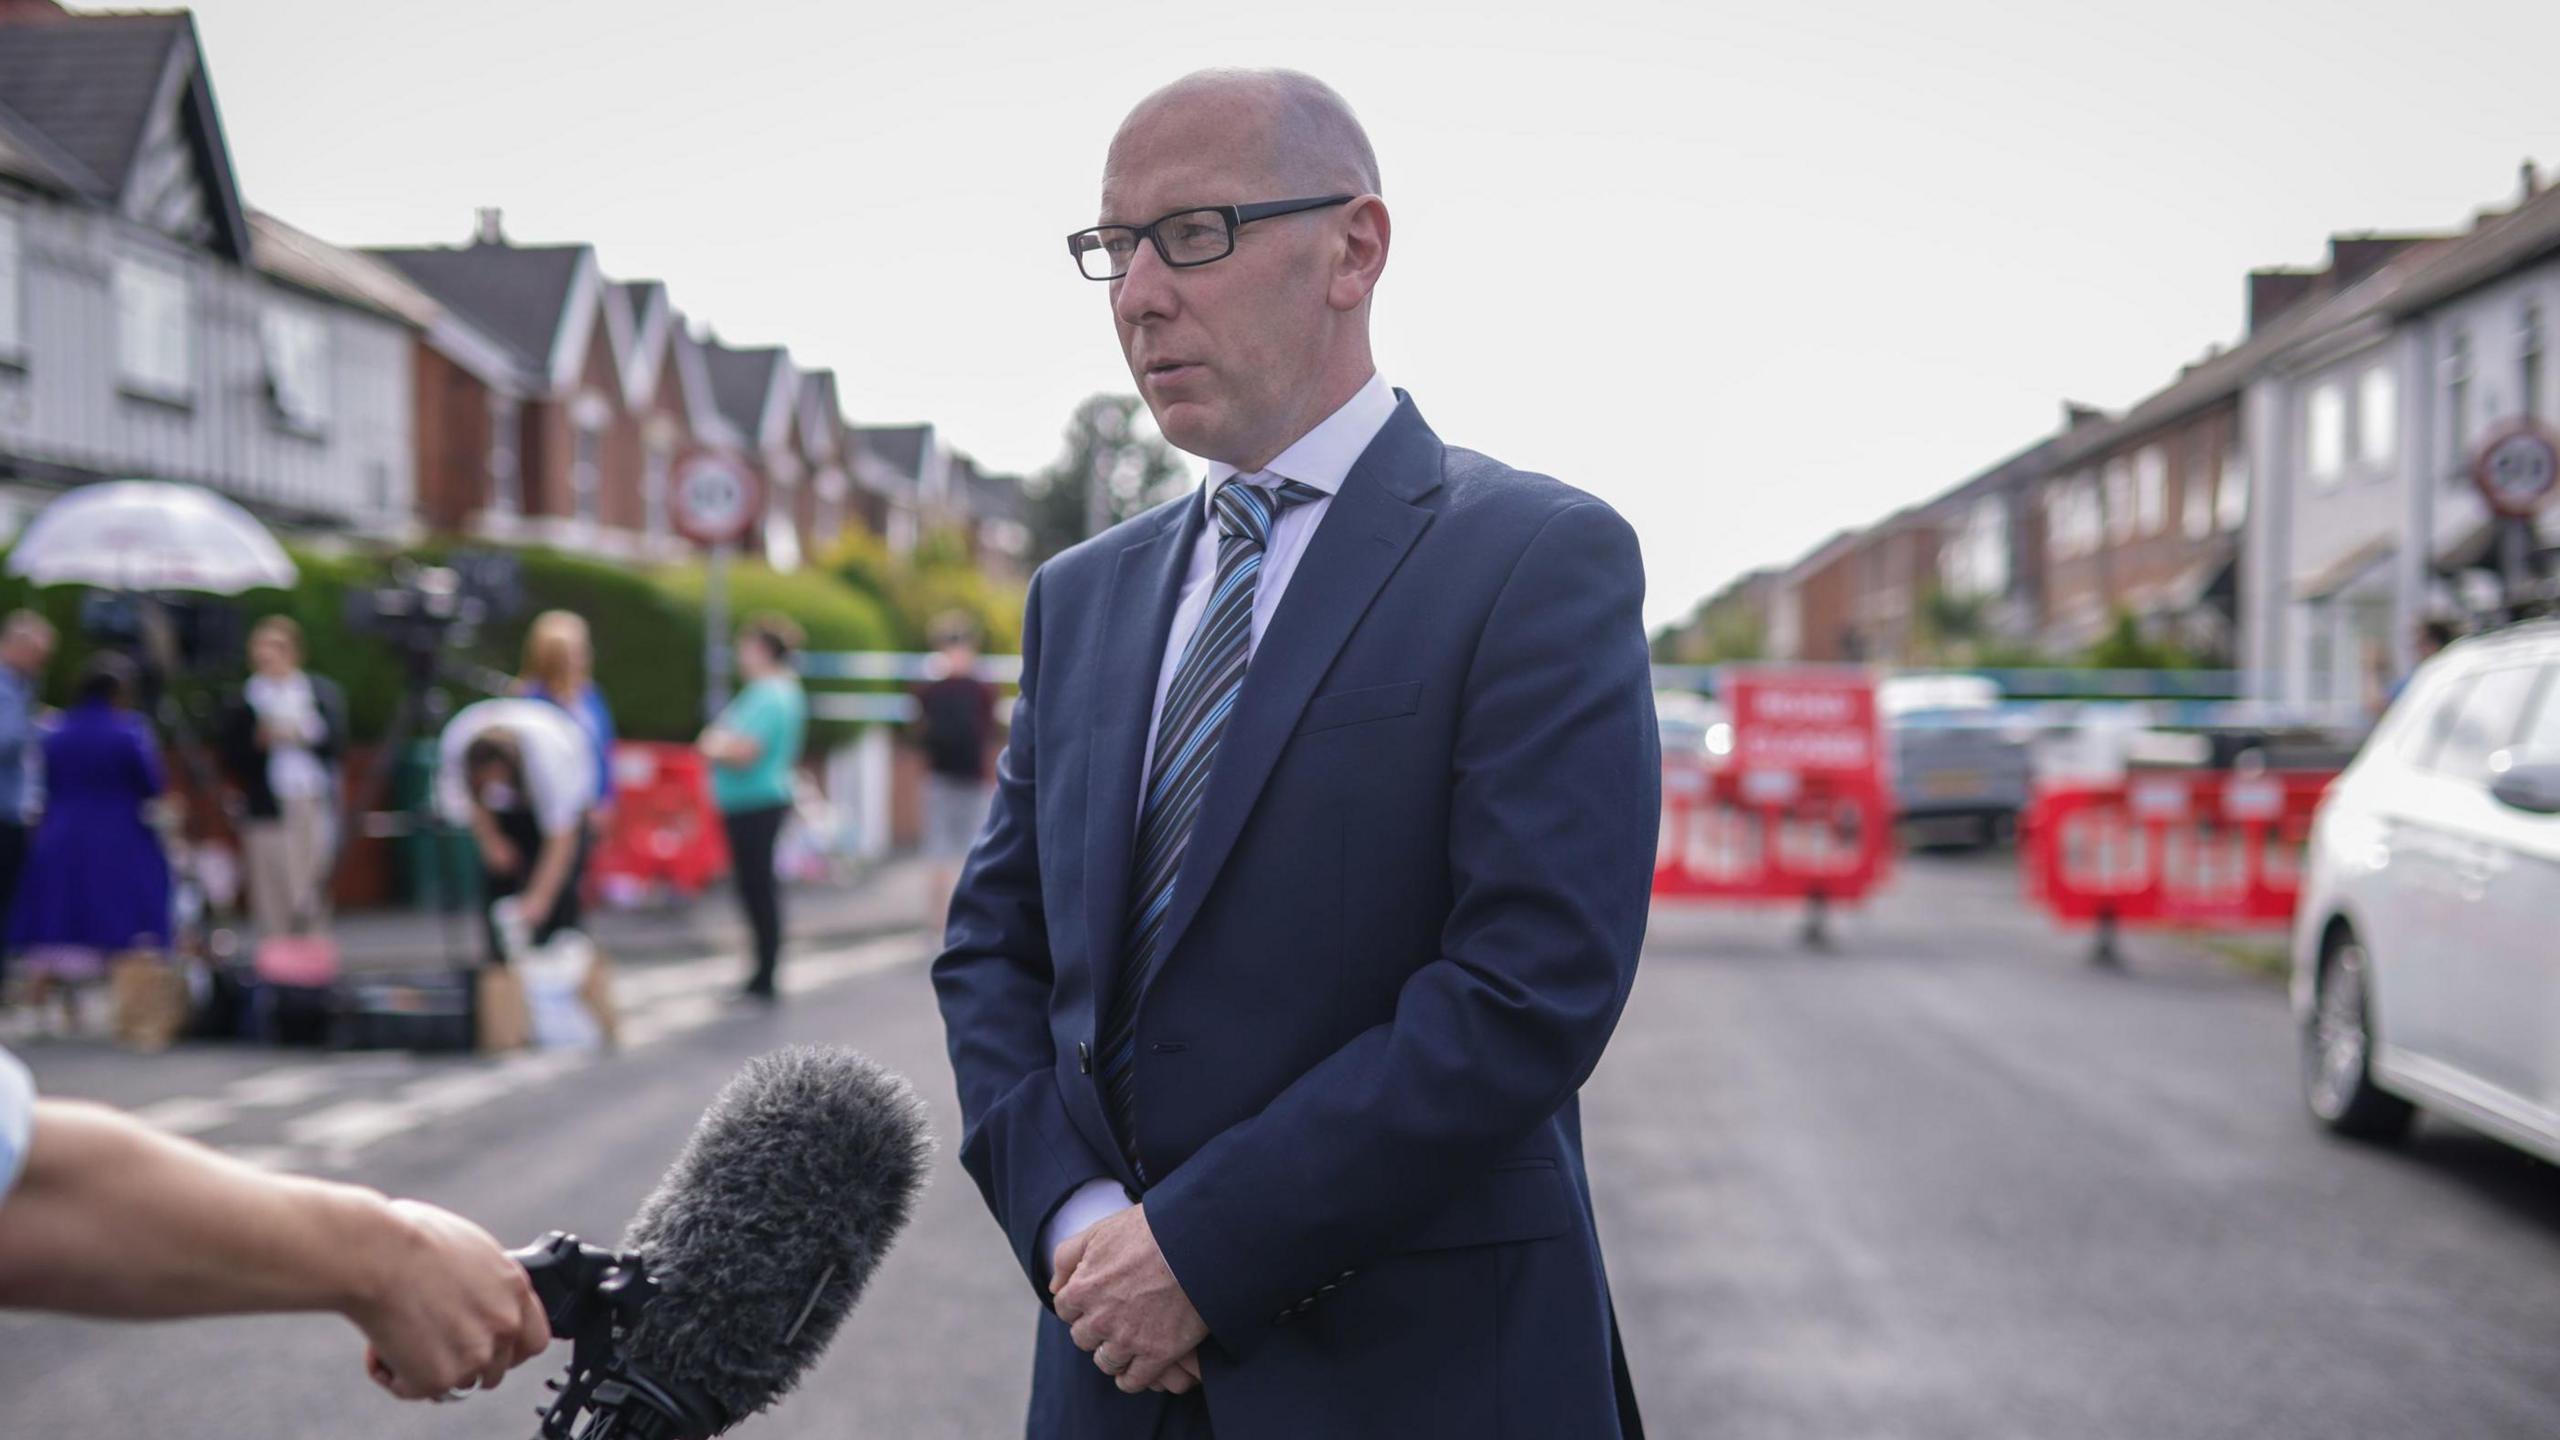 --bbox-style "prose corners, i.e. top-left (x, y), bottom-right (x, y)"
top-left (2247, 268), bottom-right (2322, 334)
top-left (2062, 401), bottom-right (2108, 432)
top-left (2526, 159), bottom-right (2544, 201)
top-left (472, 207), bottom-right (506, 246)
top-left (2328, 234), bottom-right (2427, 287)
